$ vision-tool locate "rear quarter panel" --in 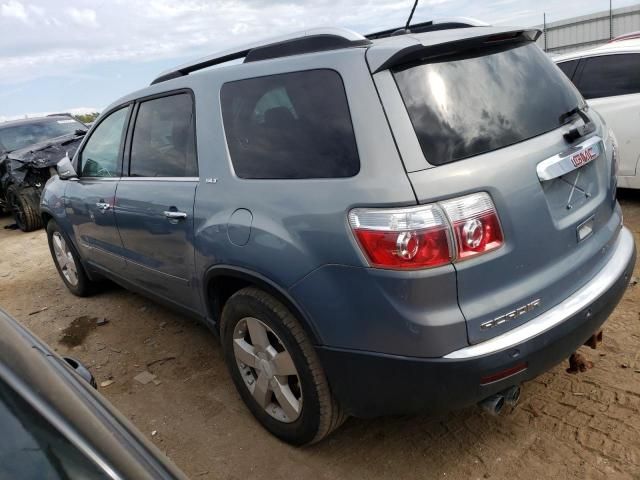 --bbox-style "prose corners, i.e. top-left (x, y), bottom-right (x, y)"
top-left (188, 49), bottom-right (420, 326)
